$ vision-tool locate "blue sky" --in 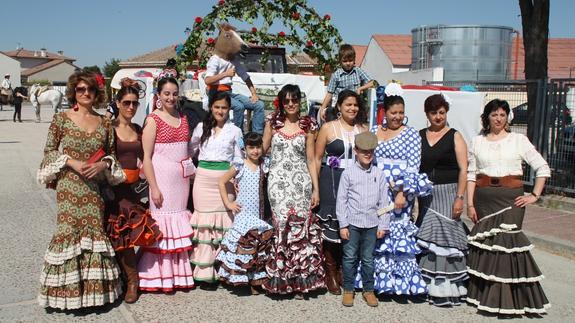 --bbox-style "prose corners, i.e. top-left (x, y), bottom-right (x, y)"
top-left (1, 0), bottom-right (573, 67)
